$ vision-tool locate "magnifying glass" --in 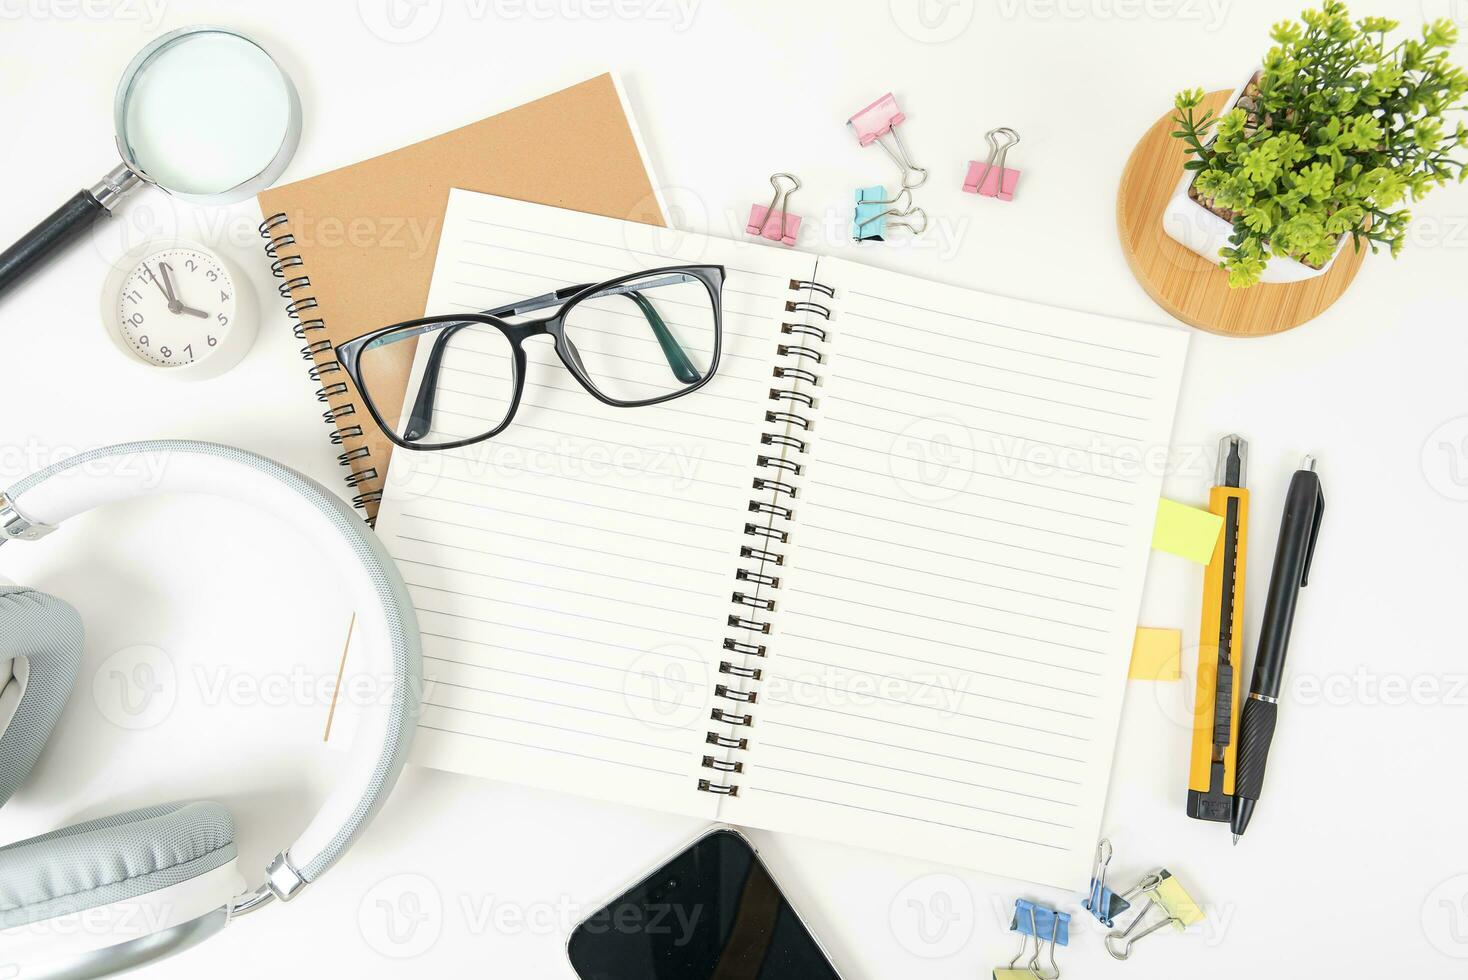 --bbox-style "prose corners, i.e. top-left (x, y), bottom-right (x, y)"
top-left (0, 26), bottom-right (301, 299)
